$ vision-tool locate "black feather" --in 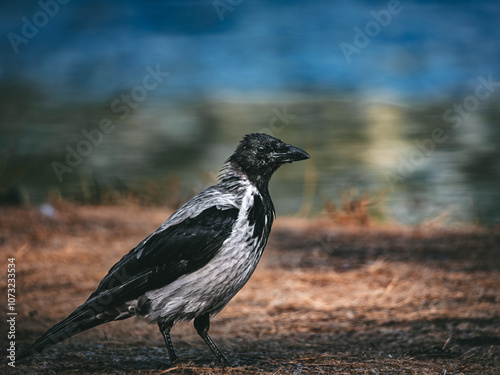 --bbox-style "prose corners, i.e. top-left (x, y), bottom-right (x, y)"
top-left (18, 206), bottom-right (238, 360)
top-left (17, 133), bottom-right (309, 365)
top-left (90, 205), bottom-right (239, 301)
